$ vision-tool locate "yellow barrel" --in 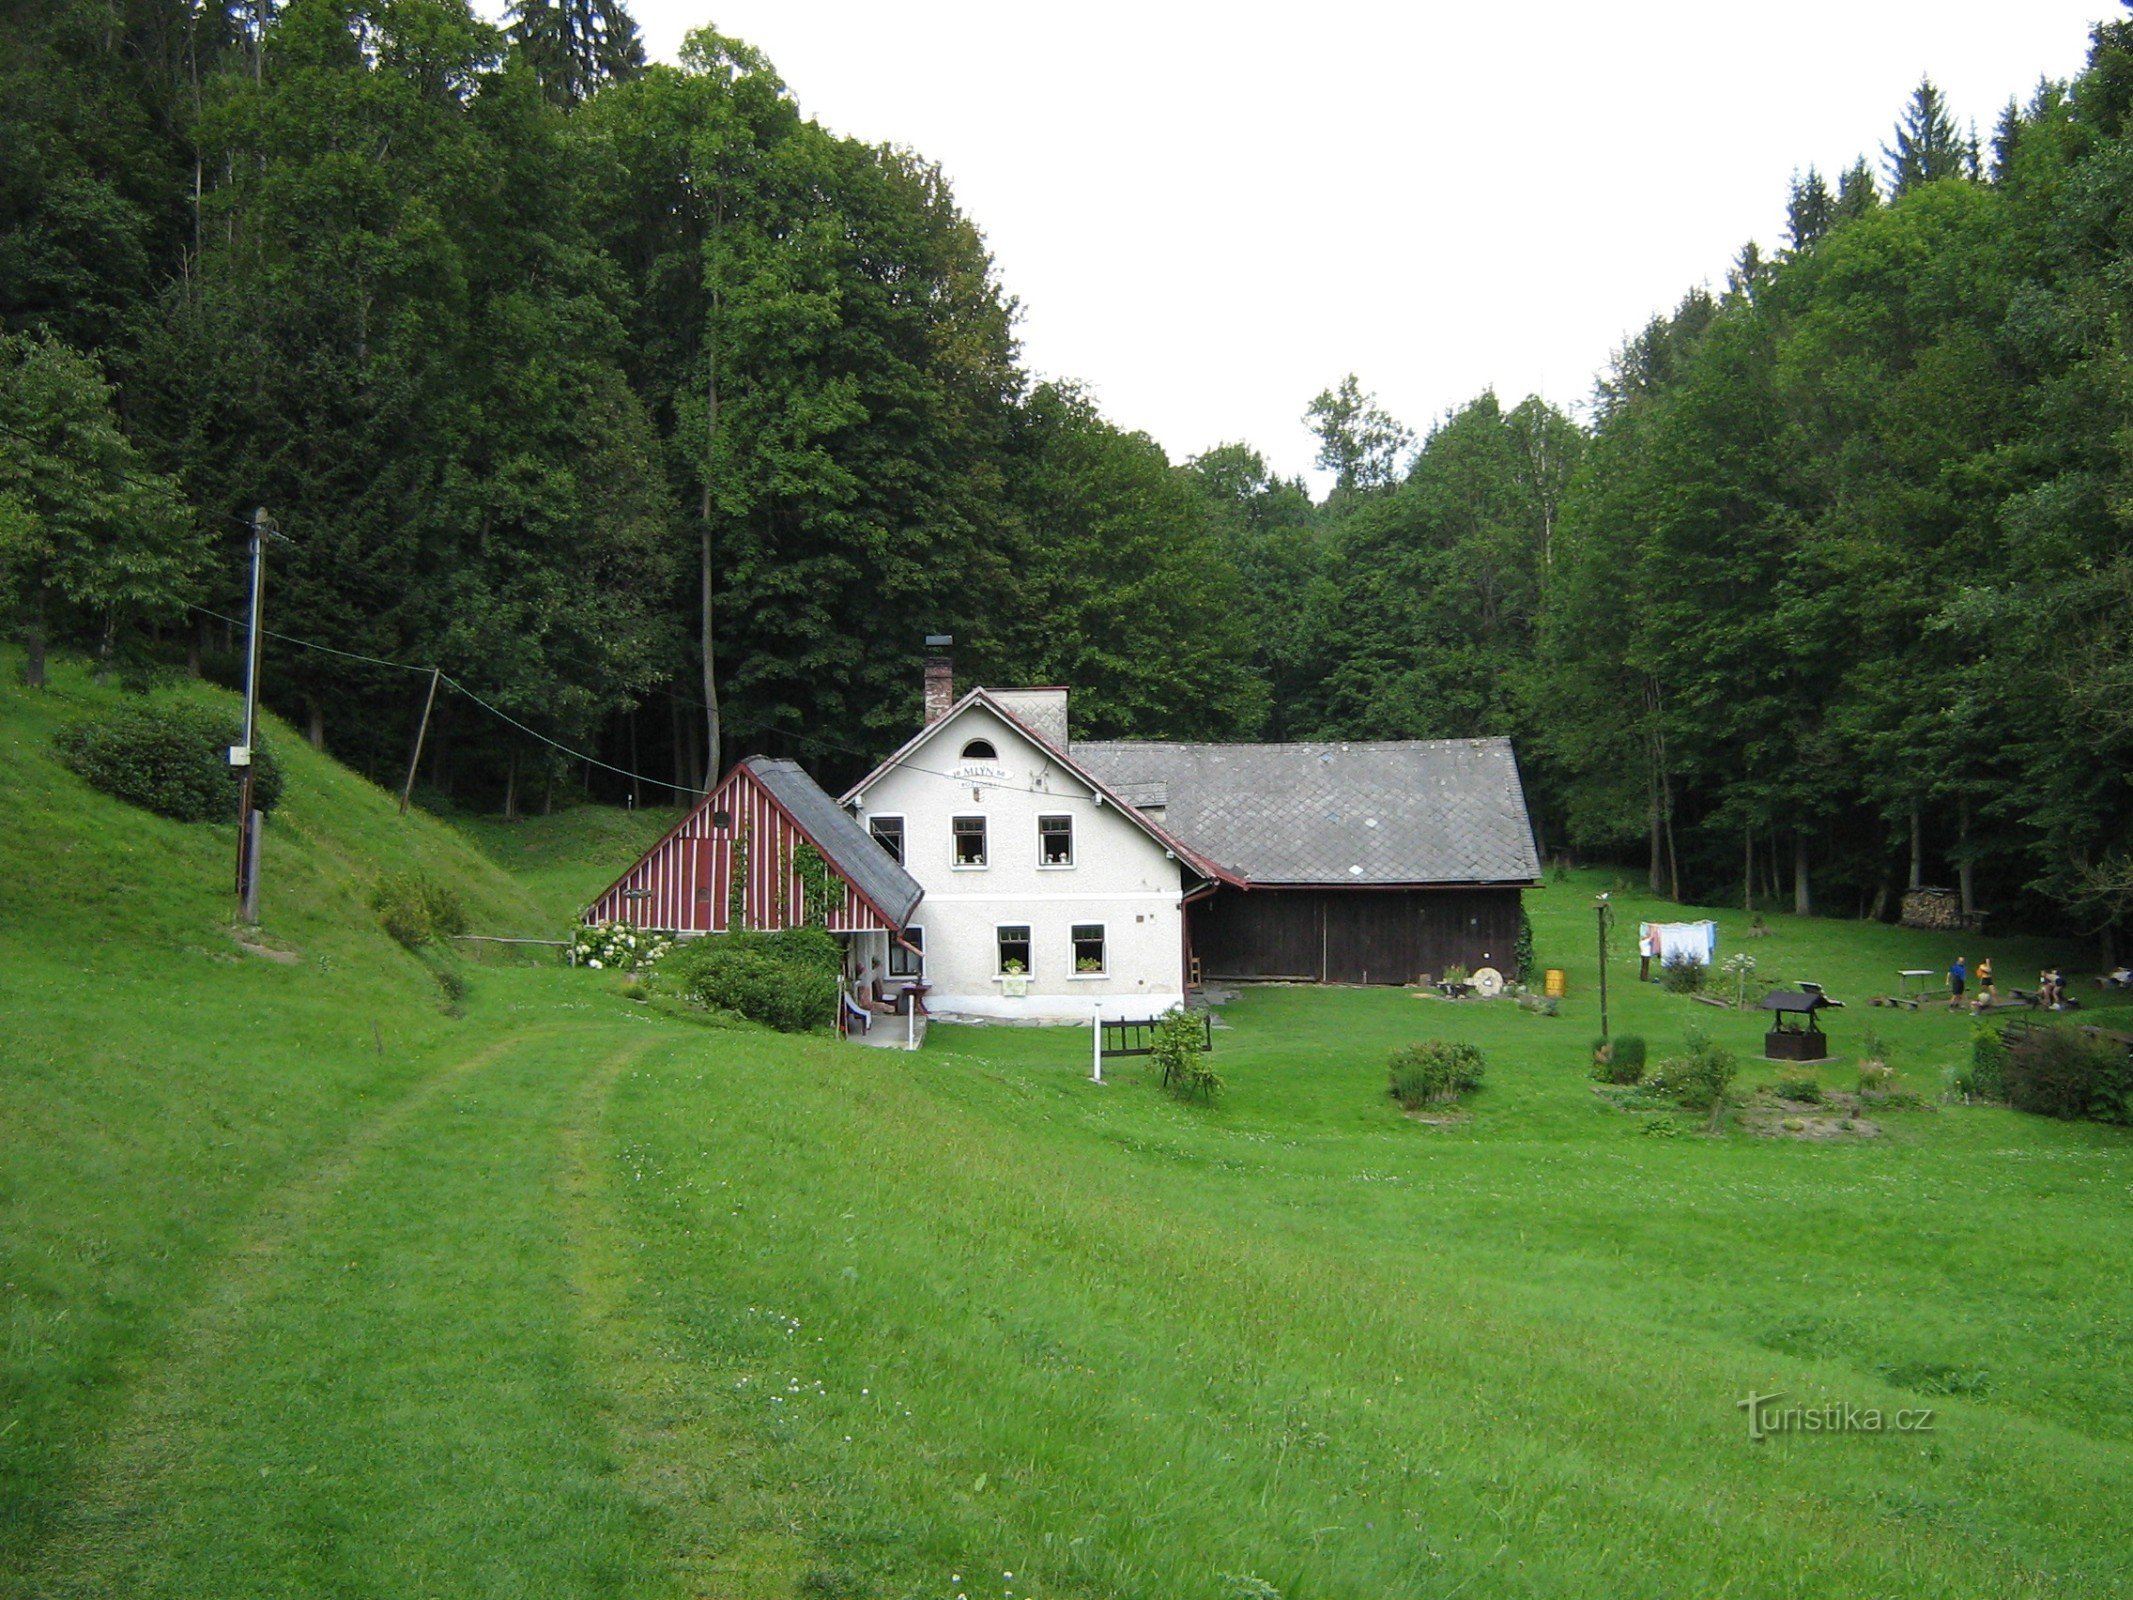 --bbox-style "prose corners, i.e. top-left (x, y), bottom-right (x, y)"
top-left (1544, 968), bottom-right (1567, 998)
